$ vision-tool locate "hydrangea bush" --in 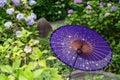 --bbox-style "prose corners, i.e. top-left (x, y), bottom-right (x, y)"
top-left (0, 0), bottom-right (64, 80)
top-left (33, 0), bottom-right (71, 21)
top-left (66, 0), bottom-right (120, 74)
